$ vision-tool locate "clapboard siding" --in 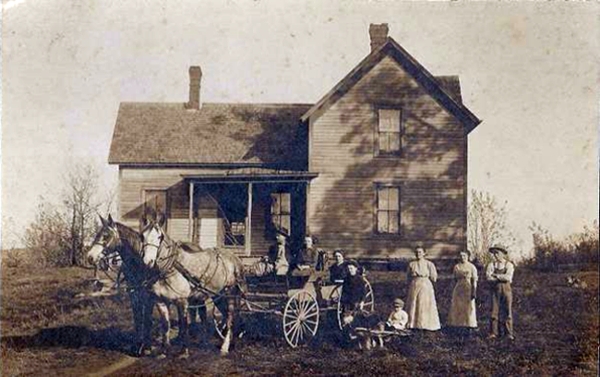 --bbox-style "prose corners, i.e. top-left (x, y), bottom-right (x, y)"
top-left (308, 55), bottom-right (467, 259)
top-left (118, 167), bottom-right (292, 256)
top-left (119, 167), bottom-right (216, 222)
